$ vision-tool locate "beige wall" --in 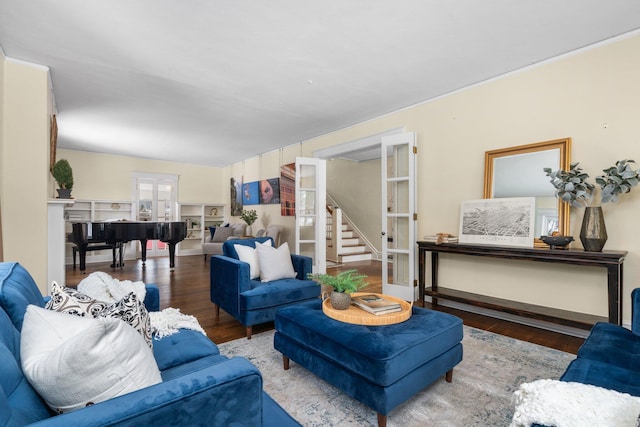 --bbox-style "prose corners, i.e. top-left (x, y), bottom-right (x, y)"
top-left (3, 33), bottom-right (639, 322)
top-left (1, 57), bottom-right (51, 286)
top-left (0, 47), bottom-right (5, 261)
top-left (298, 34), bottom-right (640, 323)
top-left (56, 149), bottom-right (225, 203)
